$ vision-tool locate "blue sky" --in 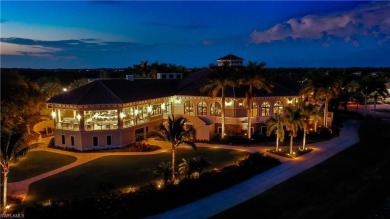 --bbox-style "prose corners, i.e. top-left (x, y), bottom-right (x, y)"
top-left (1, 1), bottom-right (389, 69)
